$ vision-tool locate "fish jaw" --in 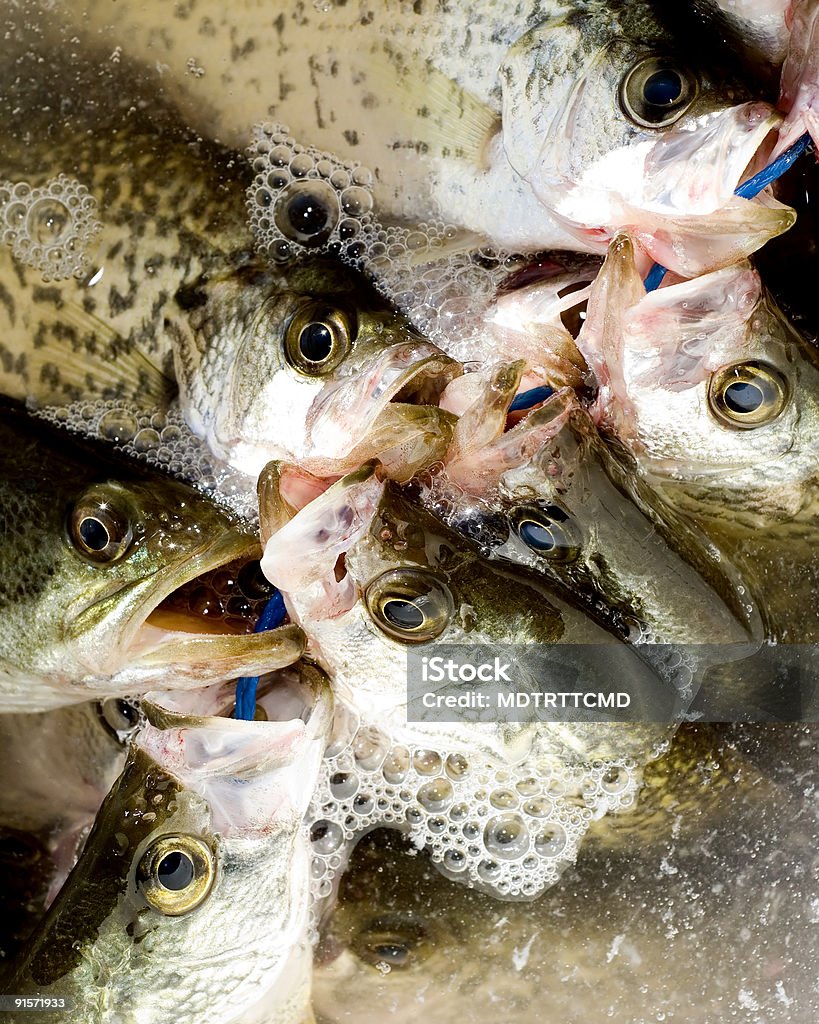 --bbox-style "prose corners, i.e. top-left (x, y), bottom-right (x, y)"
top-left (210, 342), bottom-right (460, 480)
top-left (532, 101), bottom-right (793, 276)
top-left (140, 665), bottom-right (333, 835)
top-left (774, 0), bottom-right (819, 155)
top-left (64, 529), bottom-right (305, 702)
